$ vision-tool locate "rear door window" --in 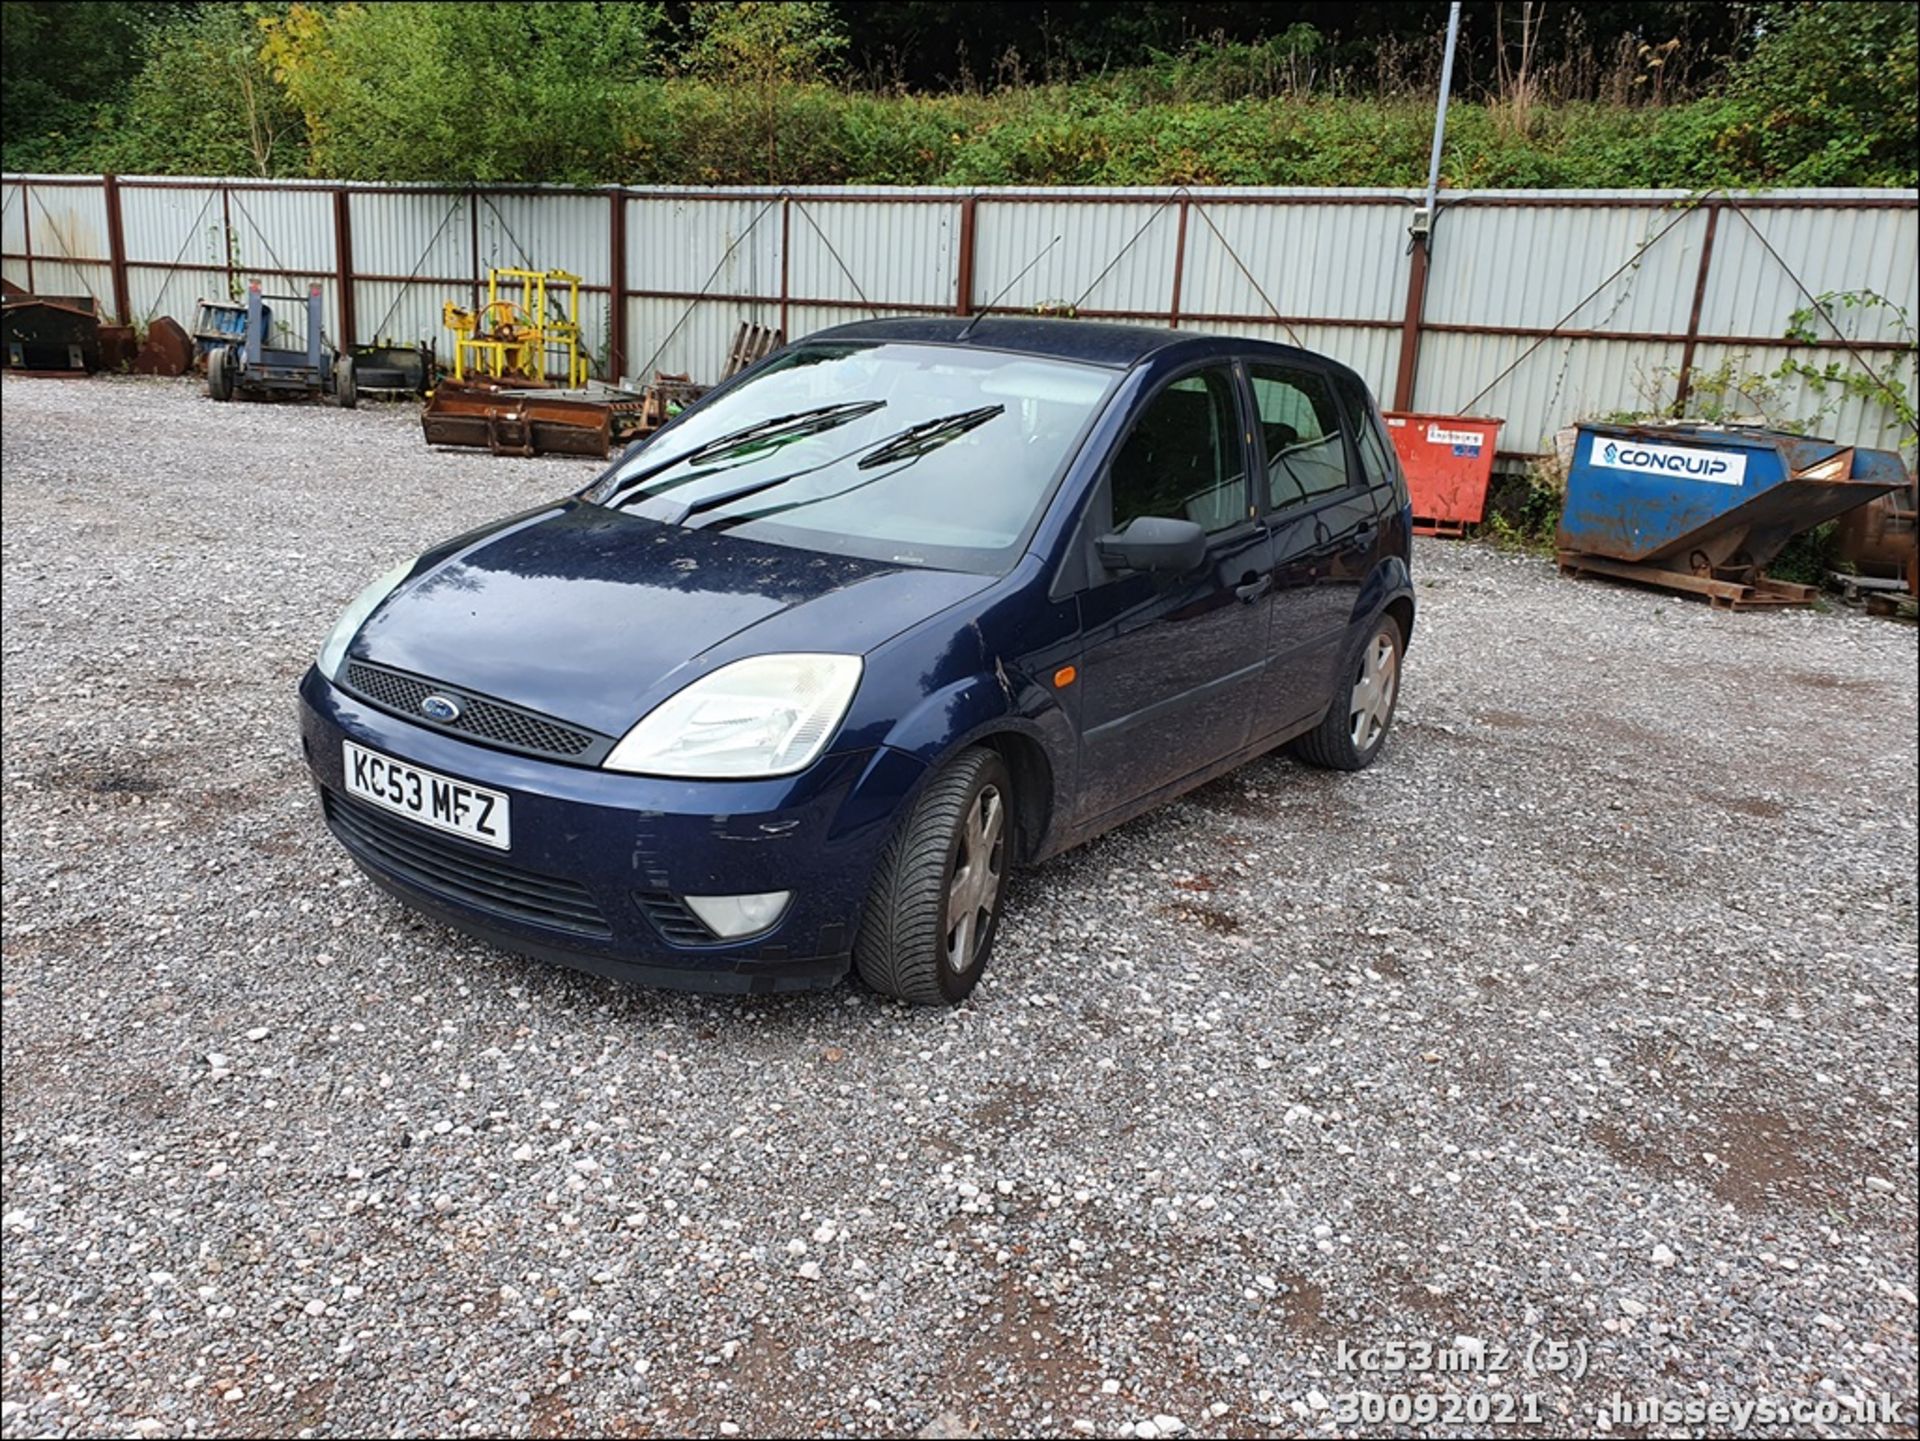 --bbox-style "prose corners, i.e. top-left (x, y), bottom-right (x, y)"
top-left (1248, 364), bottom-right (1352, 512)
